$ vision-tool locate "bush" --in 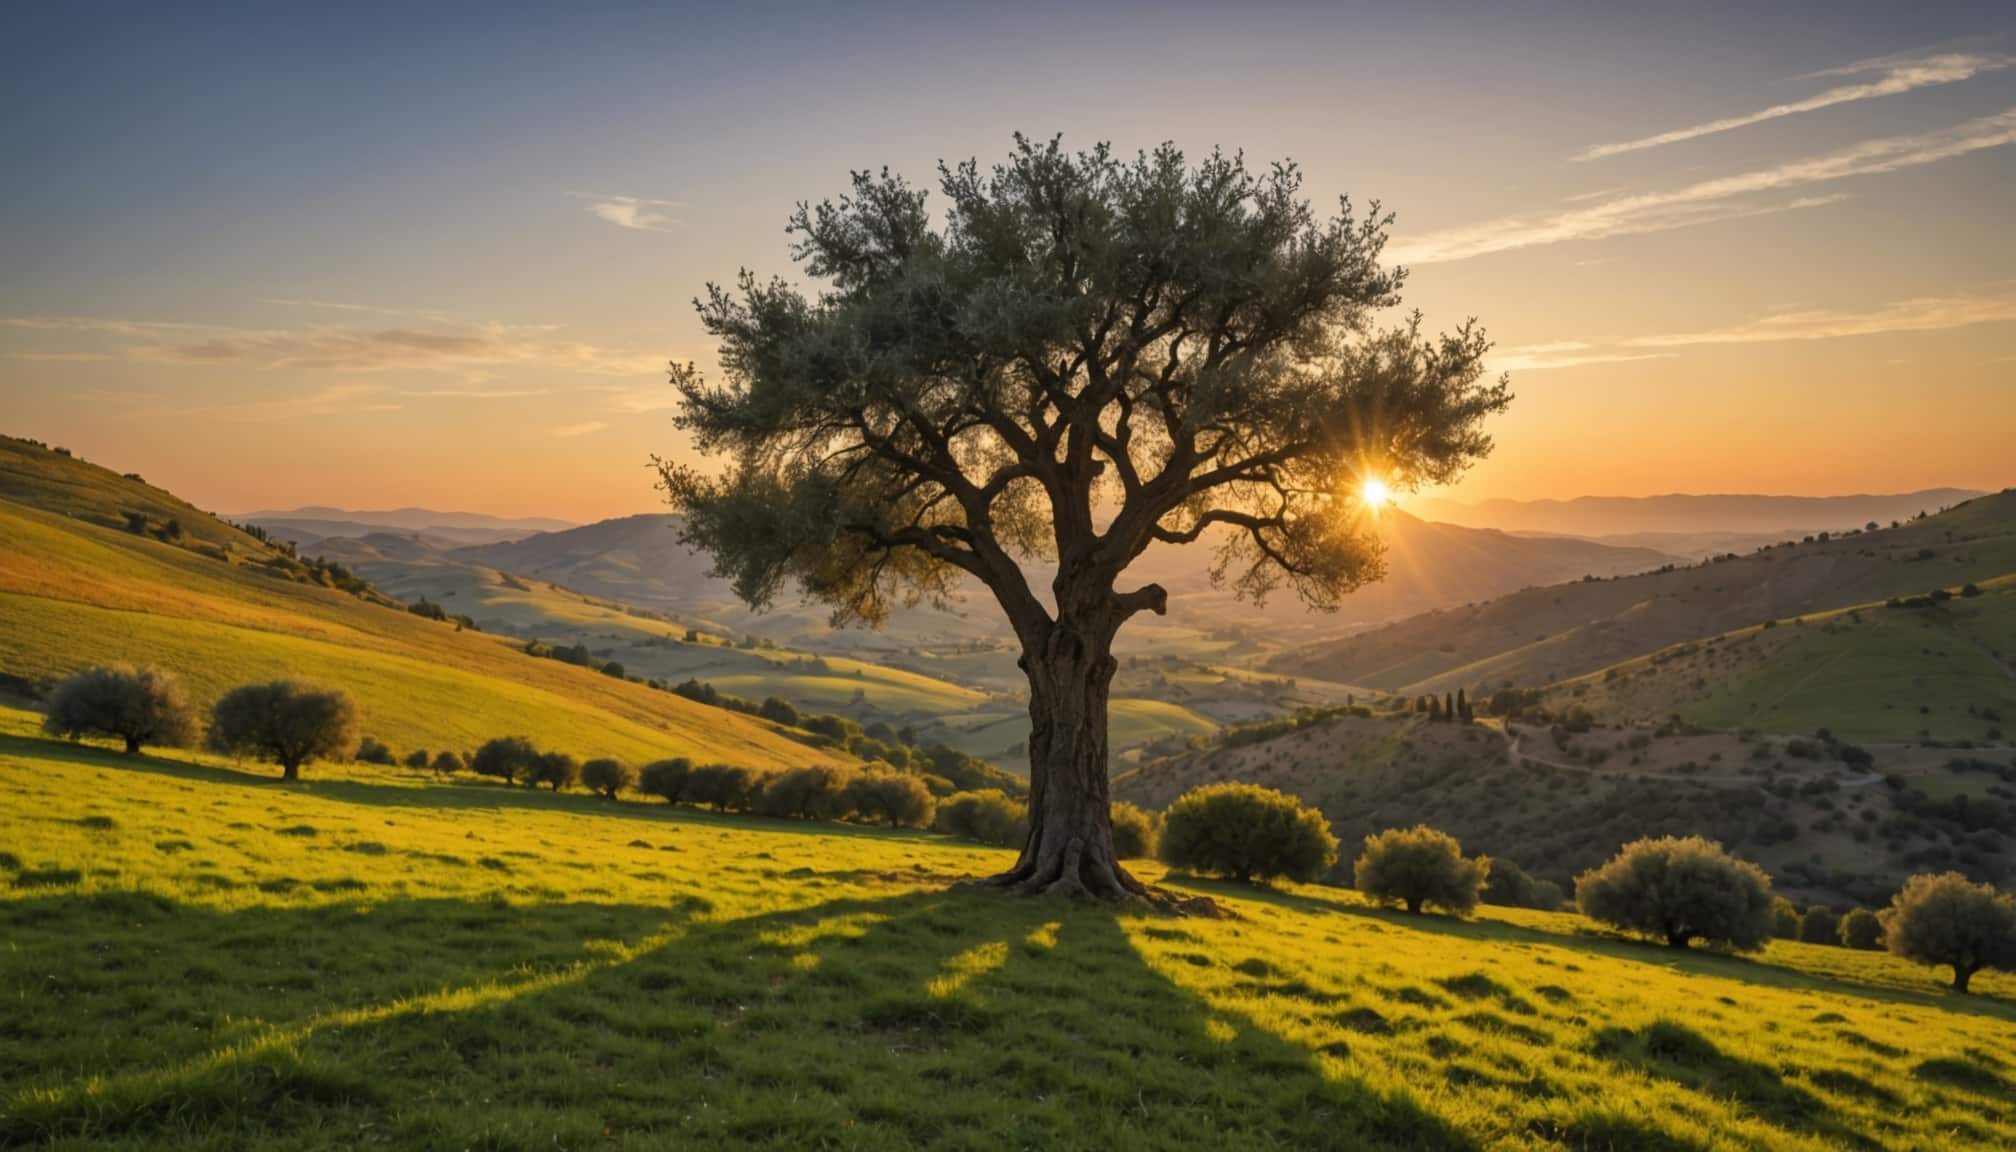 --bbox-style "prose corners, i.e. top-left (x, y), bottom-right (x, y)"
top-left (525, 751), bottom-right (579, 792)
top-left (581, 757), bottom-right (635, 799)
top-left (1159, 783), bottom-right (1337, 884)
top-left (755, 765), bottom-right (854, 820)
top-left (355, 736), bottom-right (396, 765)
top-left (402, 748), bottom-right (431, 770)
top-left (933, 790), bottom-right (1027, 847)
top-left (758, 696), bottom-right (802, 727)
top-left (430, 750), bottom-right (465, 775)
top-left (1109, 801), bottom-right (1161, 860)
top-left (1354, 825), bottom-right (1490, 916)
top-left (208, 681), bottom-right (360, 781)
top-left (843, 771), bottom-right (936, 828)
top-left (1879, 872), bottom-right (2016, 992)
top-left (1771, 897), bottom-right (1801, 940)
top-left (471, 736), bottom-right (540, 786)
top-left (1797, 906), bottom-right (1841, 945)
top-left (1574, 836), bottom-right (1776, 950)
top-left (1481, 857), bottom-right (1565, 911)
top-left (688, 764), bottom-right (760, 812)
top-left (639, 757), bottom-right (695, 804)
top-left (41, 665), bottom-right (198, 755)
top-left (1839, 907), bottom-right (1883, 950)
